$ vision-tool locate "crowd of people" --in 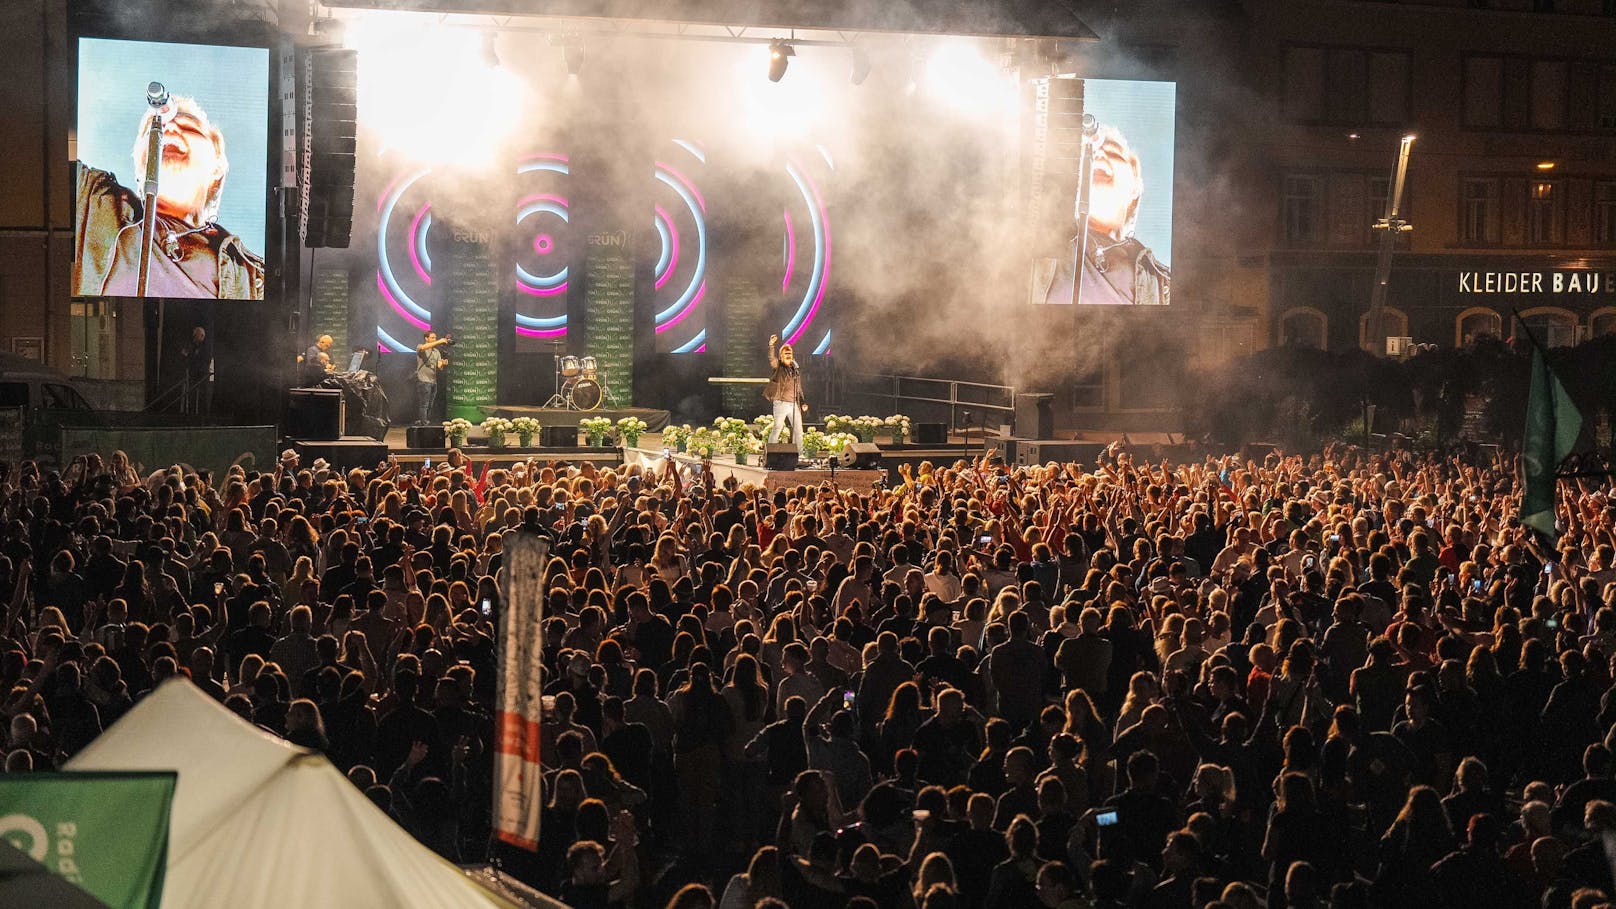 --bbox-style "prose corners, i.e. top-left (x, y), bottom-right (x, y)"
top-left (3, 440), bottom-right (1616, 909)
